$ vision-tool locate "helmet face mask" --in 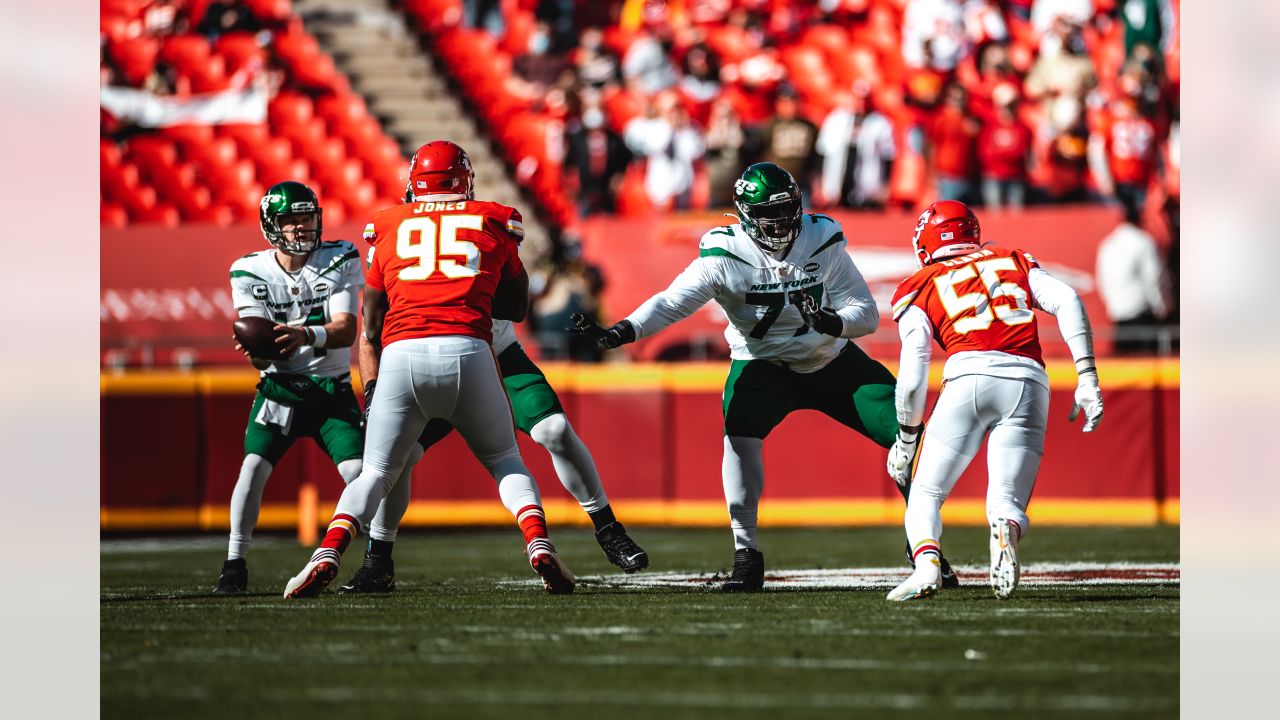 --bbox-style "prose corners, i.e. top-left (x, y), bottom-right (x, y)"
top-left (260, 181), bottom-right (323, 256)
top-left (734, 163), bottom-right (803, 253)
